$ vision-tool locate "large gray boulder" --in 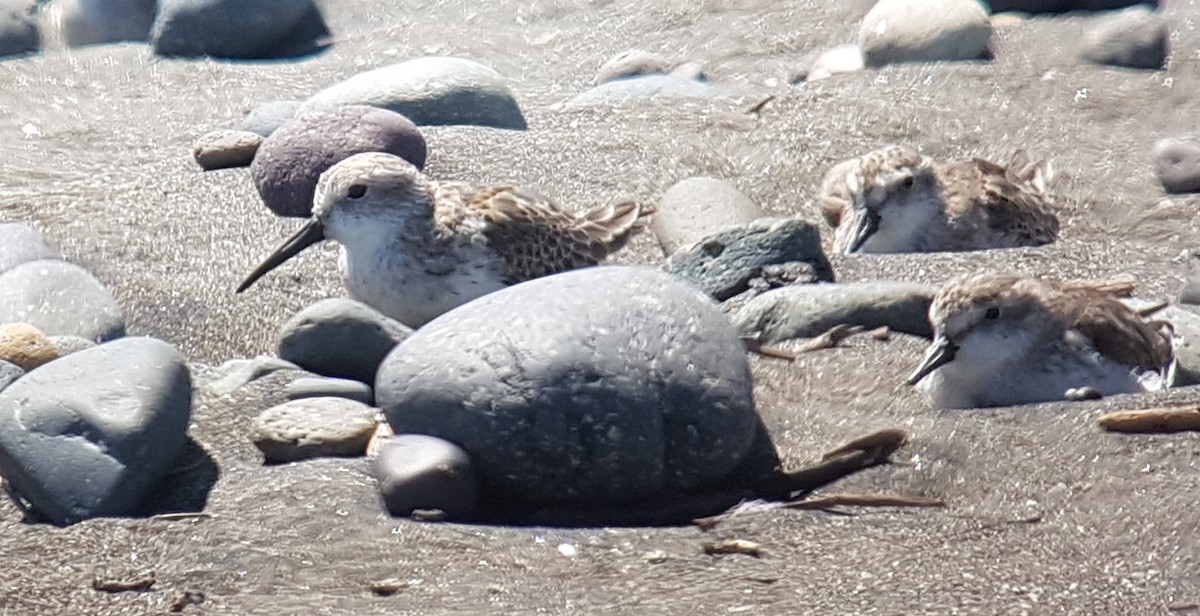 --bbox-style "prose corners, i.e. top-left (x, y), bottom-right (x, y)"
top-left (151, 0), bottom-right (329, 59)
top-left (0, 259), bottom-right (125, 342)
top-left (277, 298), bottom-right (412, 385)
top-left (41, 0), bottom-right (154, 48)
top-left (1079, 5), bottom-right (1168, 70)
